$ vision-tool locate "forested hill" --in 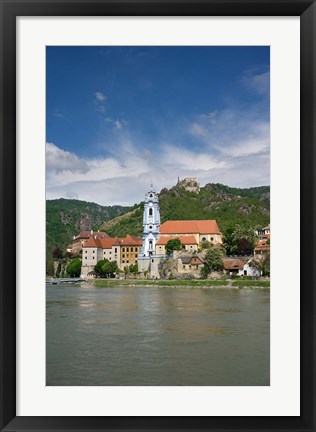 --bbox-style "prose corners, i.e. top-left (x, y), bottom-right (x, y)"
top-left (46, 198), bottom-right (130, 273)
top-left (100, 183), bottom-right (270, 237)
top-left (46, 183), bottom-right (270, 273)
